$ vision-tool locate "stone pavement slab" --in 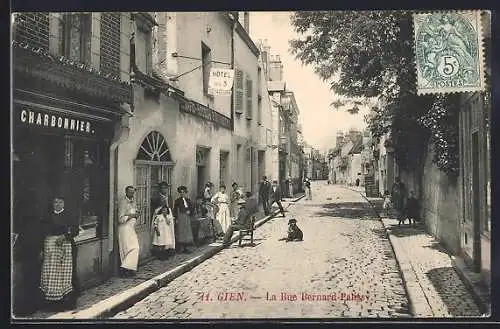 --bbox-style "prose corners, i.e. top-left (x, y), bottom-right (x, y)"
top-left (380, 218), bottom-right (483, 317)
